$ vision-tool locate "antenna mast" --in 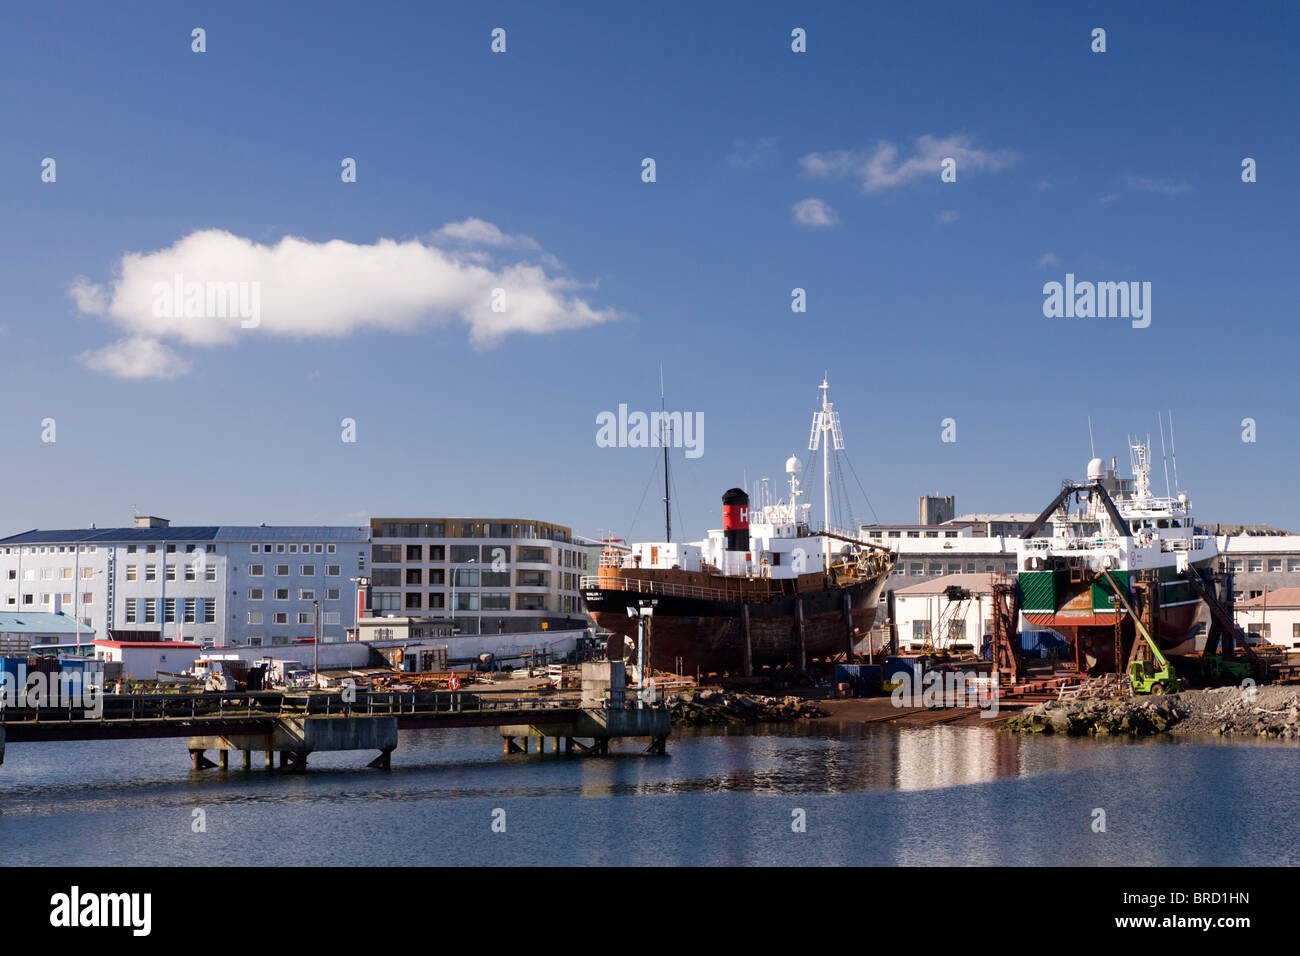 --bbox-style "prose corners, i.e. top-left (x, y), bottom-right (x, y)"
top-left (1168, 409), bottom-right (1181, 495)
top-left (661, 365), bottom-right (671, 542)
top-left (809, 376), bottom-right (845, 563)
top-left (1158, 412), bottom-right (1172, 501)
